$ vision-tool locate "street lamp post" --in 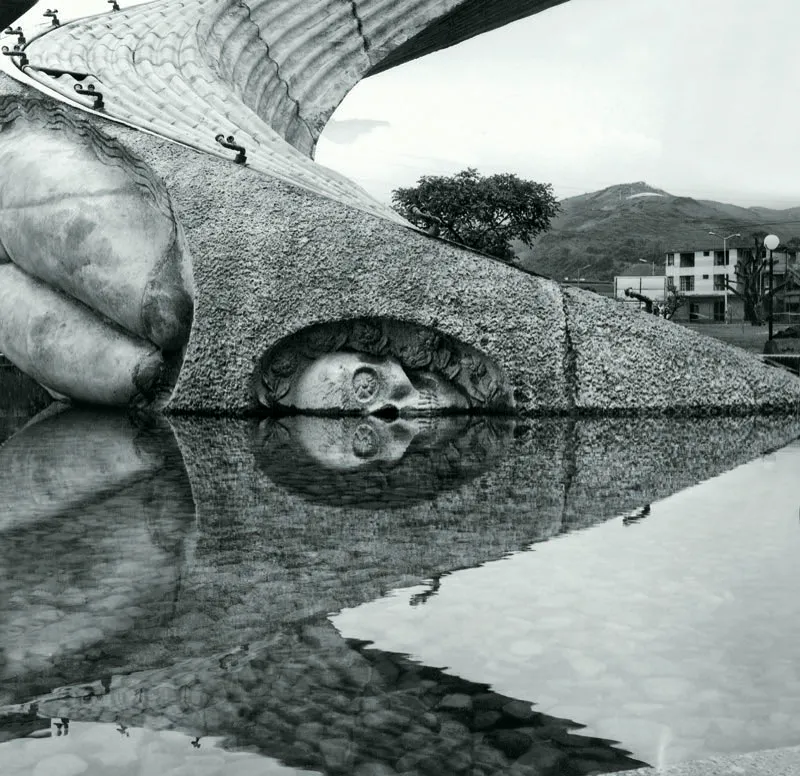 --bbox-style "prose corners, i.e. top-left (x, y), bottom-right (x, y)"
top-left (578, 262), bottom-right (592, 280)
top-left (709, 231), bottom-right (741, 323)
top-left (765, 234), bottom-right (780, 340)
top-left (638, 258), bottom-right (654, 275)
